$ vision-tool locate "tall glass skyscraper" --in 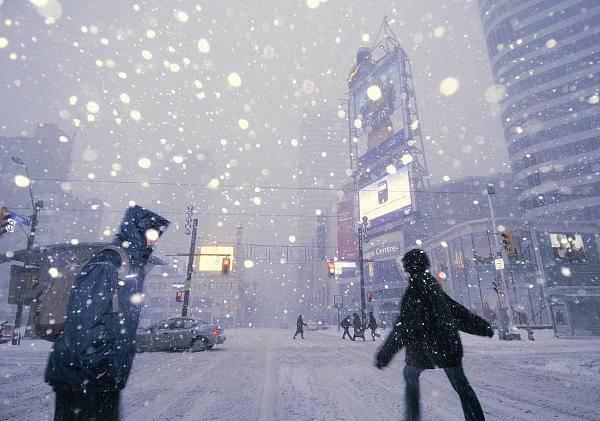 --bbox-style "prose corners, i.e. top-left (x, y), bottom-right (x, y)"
top-left (479, 0), bottom-right (600, 219)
